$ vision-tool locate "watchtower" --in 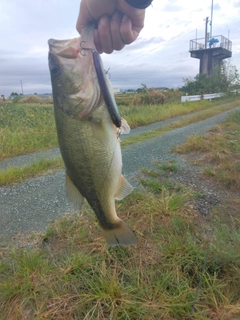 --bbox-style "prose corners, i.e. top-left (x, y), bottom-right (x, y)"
top-left (189, 14), bottom-right (232, 77)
